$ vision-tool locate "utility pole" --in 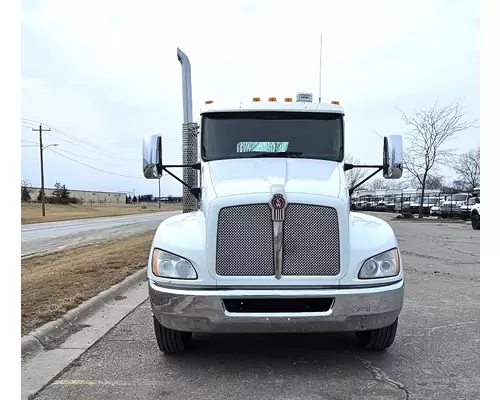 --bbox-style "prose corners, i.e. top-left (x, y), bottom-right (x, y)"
top-left (158, 178), bottom-right (161, 209)
top-left (32, 124), bottom-right (51, 217)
